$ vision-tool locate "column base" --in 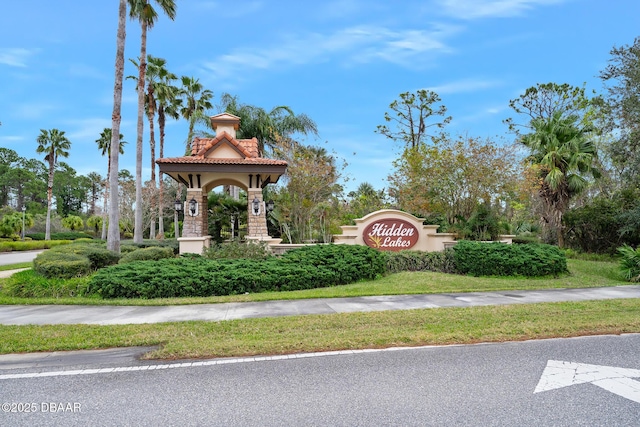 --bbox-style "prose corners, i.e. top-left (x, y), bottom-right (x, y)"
top-left (178, 236), bottom-right (211, 255)
top-left (246, 236), bottom-right (283, 246)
